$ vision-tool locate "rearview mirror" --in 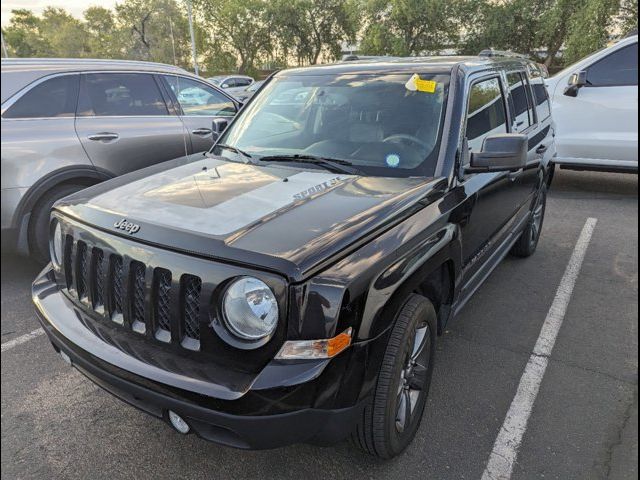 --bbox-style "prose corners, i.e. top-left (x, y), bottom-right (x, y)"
top-left (212, 118), bottom-right (229, 139)
top-left (564, 70), bottom-right (588, 97)
top-left (465, 134), bottom-right (527, 173)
